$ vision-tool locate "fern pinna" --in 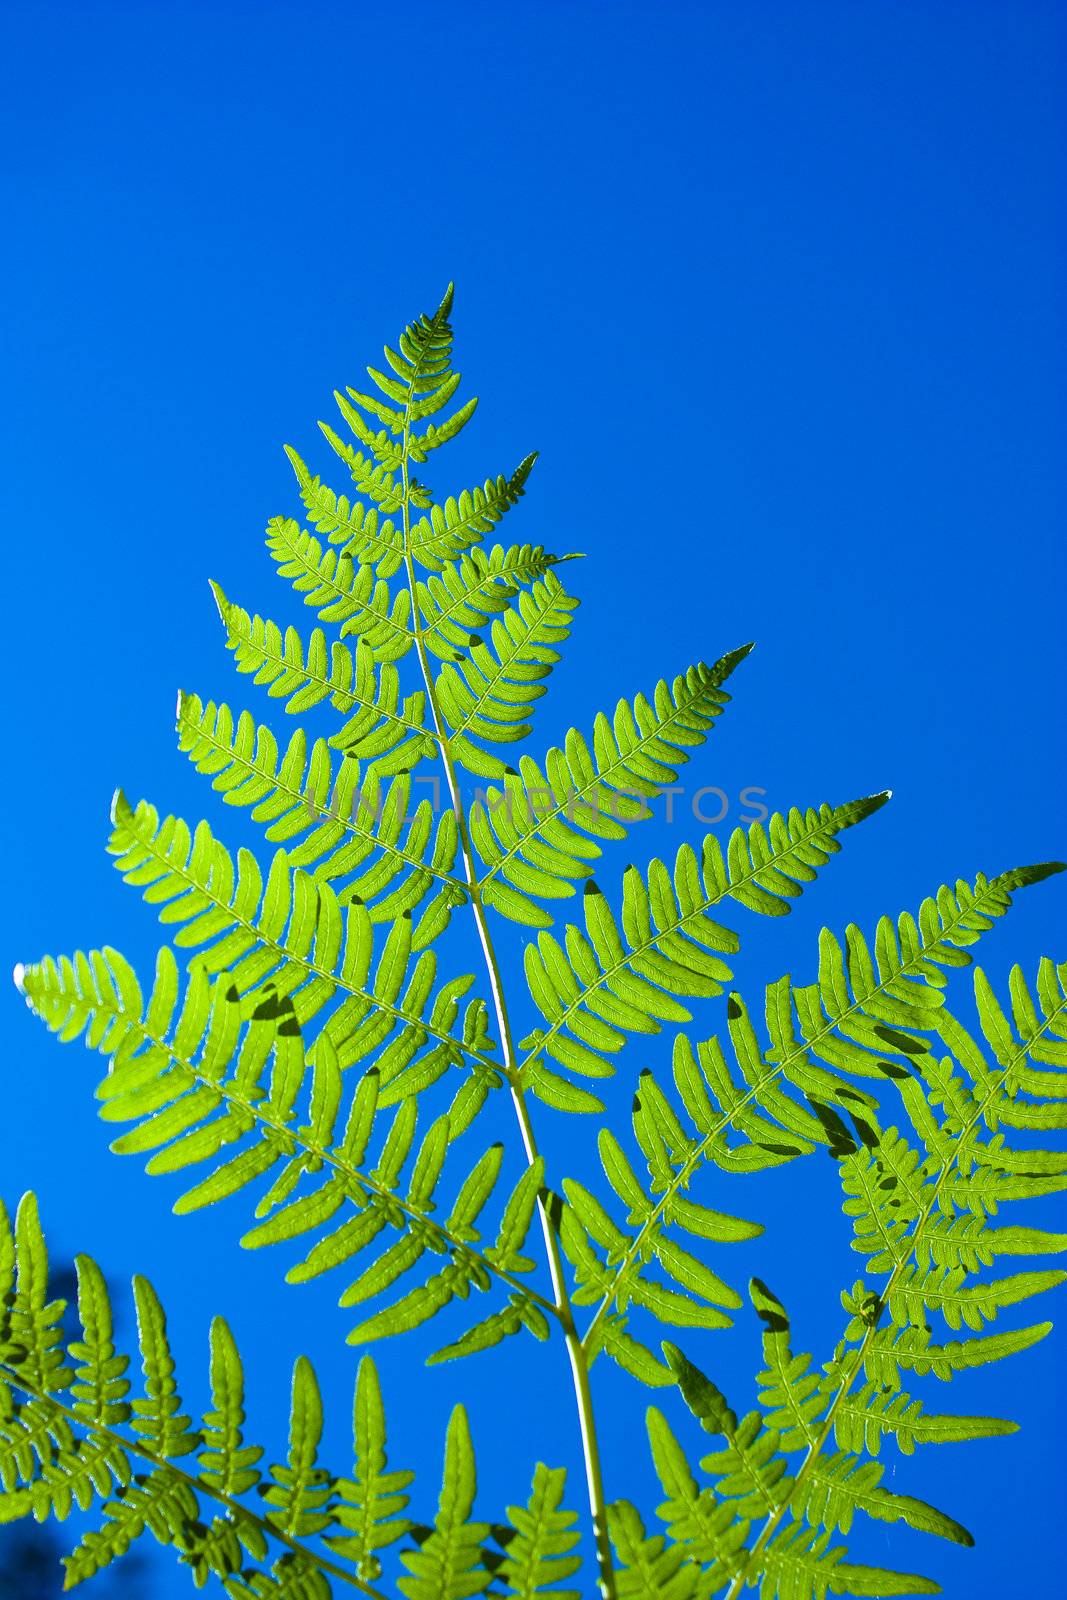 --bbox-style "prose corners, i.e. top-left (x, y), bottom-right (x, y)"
top-left (11, 287), bottom-right (1066, 1598)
